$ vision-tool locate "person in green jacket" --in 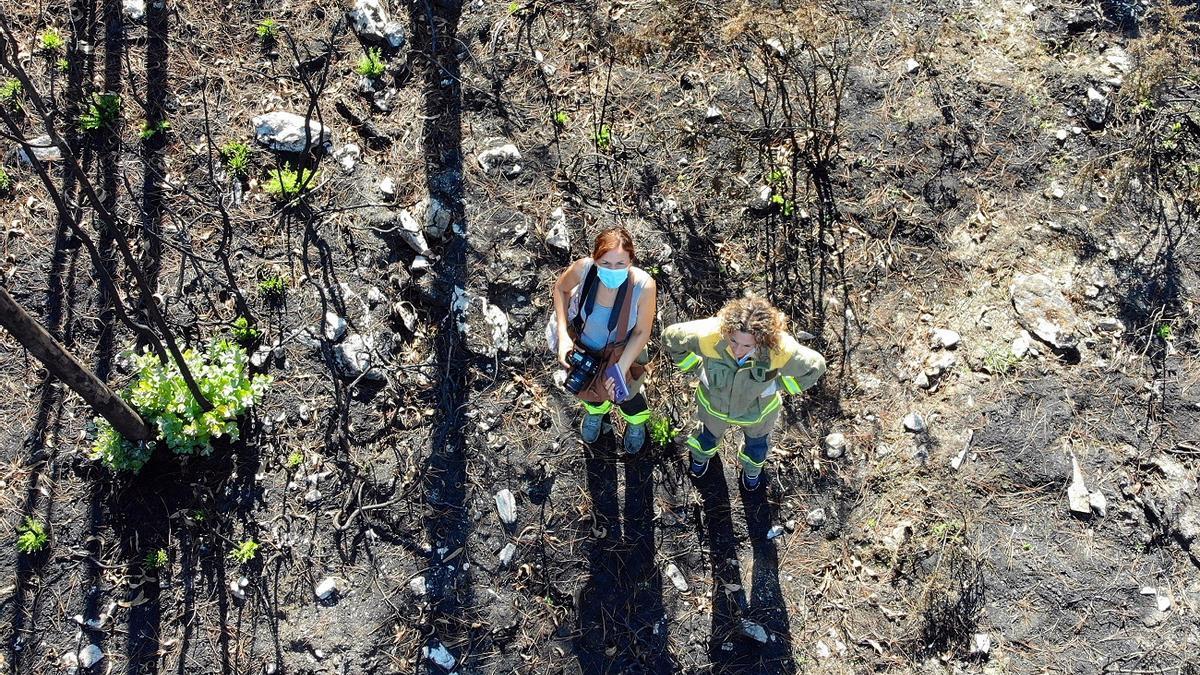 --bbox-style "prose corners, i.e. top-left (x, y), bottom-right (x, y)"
top-left (663, 295), bottom-right (826, 491)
